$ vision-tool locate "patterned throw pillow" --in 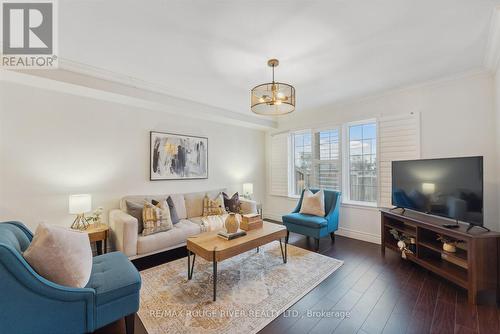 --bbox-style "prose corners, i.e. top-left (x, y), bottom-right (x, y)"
top-left (142, 201), bottom-right (173, 236)
top-left (203, 193), bottom-right (226, 216)
top-left (153, 197), bottom-right (180, 224)
top-left (222, 192), bottom-right (241, 213)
